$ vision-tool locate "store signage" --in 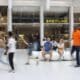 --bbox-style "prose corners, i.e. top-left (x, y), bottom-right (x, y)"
top-left (45, 19), bottom-right (68, 23)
